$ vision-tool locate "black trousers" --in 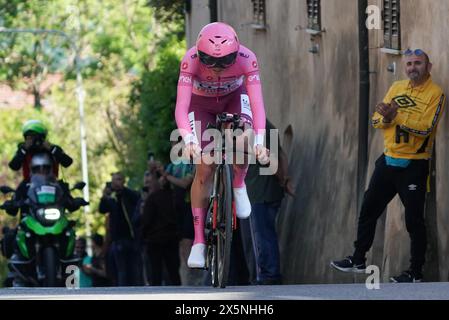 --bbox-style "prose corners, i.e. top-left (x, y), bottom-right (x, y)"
top-left (146, 240), bottom-right (181, 286)
top-left (353, 154), bottom-right (429, 273)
